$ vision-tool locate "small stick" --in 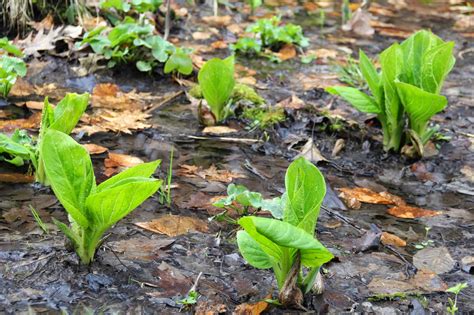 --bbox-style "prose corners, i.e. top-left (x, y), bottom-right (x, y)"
top-left (145, 90), bottom-right (183, 114)
top-left (187, 135), bottom-right (261, 144)
top-left (164, 0), bottom-right (171, 40)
